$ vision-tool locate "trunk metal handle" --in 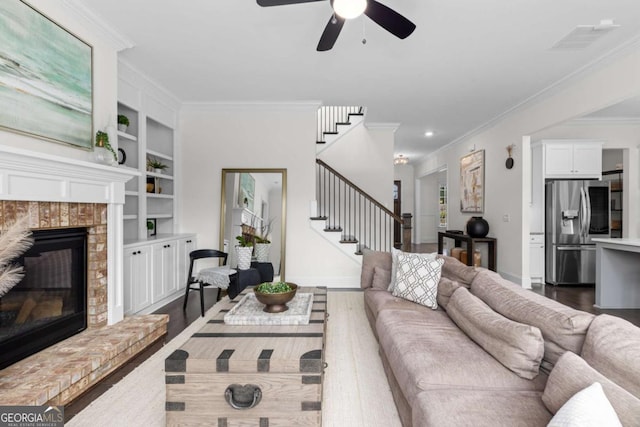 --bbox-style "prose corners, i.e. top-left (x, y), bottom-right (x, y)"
top-left (225, 384), bottom-right (262, 410)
